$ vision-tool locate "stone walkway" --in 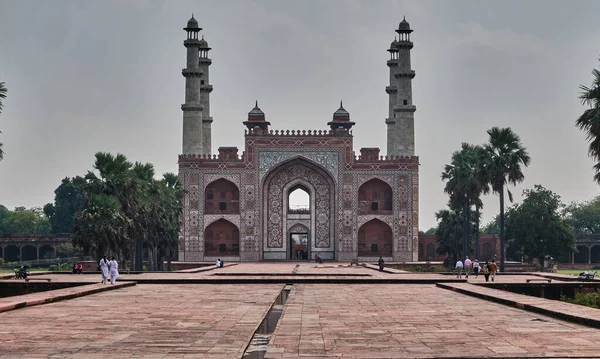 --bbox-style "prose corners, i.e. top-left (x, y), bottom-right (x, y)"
top-left (3, 264), bottom-right (600, 358)
top-left (0, 284), bottom-right (283, 358)
top-left (266, 284), bottom-right (600, 358)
